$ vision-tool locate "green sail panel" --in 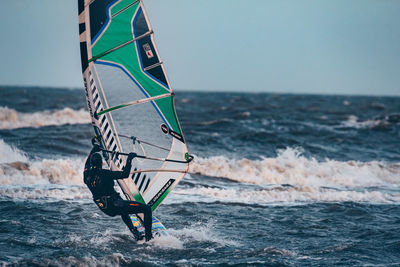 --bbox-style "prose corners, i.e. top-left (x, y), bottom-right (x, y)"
top-left (78, 0), bottom-right (189, 210)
